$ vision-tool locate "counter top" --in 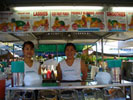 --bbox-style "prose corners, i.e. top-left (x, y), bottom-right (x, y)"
top-left (6, 80), bottom-right (133, 90)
